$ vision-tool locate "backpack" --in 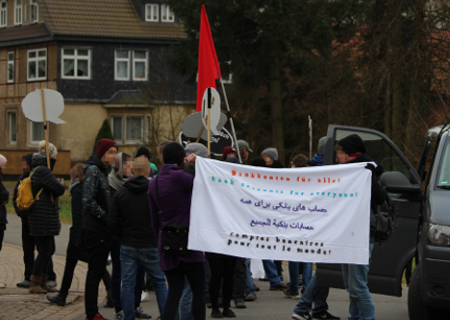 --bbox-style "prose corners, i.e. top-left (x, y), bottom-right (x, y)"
top-left (16, 167), bottom-right (44, 211)
top-left (370, 187), bottom-right (395, 244)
